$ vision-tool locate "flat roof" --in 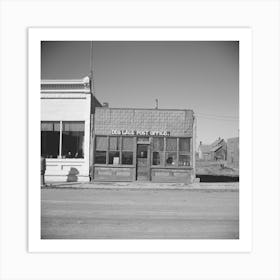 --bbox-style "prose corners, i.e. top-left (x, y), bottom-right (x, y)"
top-left (96, 107), bottom-right (194, 113)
